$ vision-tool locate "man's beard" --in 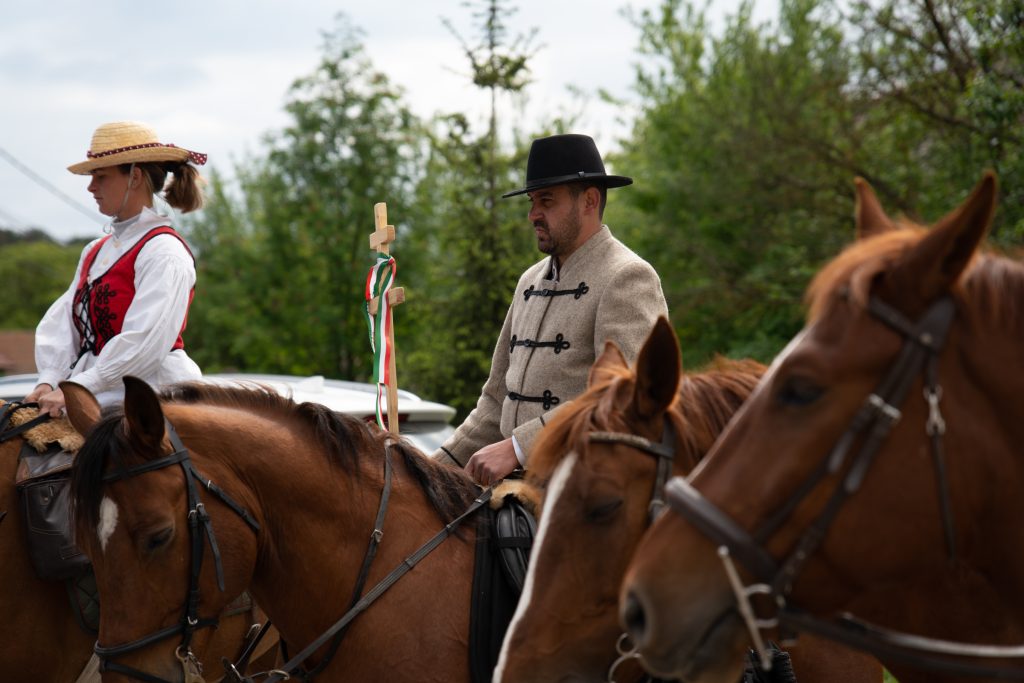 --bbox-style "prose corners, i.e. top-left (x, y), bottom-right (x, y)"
top-left (536, 205), bottom-right (582, 257)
